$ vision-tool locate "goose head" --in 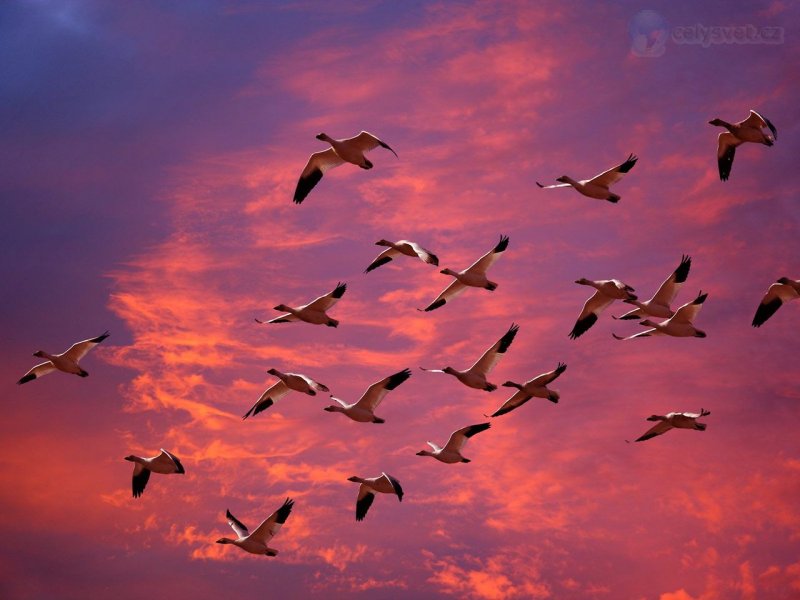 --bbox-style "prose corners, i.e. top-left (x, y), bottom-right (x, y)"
top-left (442, 367), bottom-right (458, 375)
top-left (574, 278), bottom-right (591, 286)
top-left (777, 277), bottom-right (793, 285)
top-left (32, 350), bottom-right (46, 358)
top-left (266, 368), bottom-right (280, 377)
top-left (375, 239), bottom-right (392, 247)
top-left (440, 268), bottom-right (457, 276)
top-left (347, 476), bottom-right (365, 484)
top-left (556, 175), bottom-right (571, 183)
top-left (215, 538), bottom-right (235, 545)
top-left (323, 405), bottom-right (344, 413)
top-left (123, 455), bottom-right (137, 462)
top-left (316, 133), bottom-right (331, 141)
top-left (416, 449), bottom-right (434, 457)
top-left (708, 118), bottom-right (724, 126)
top-left (273, 304), bottom-right (291, 312)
